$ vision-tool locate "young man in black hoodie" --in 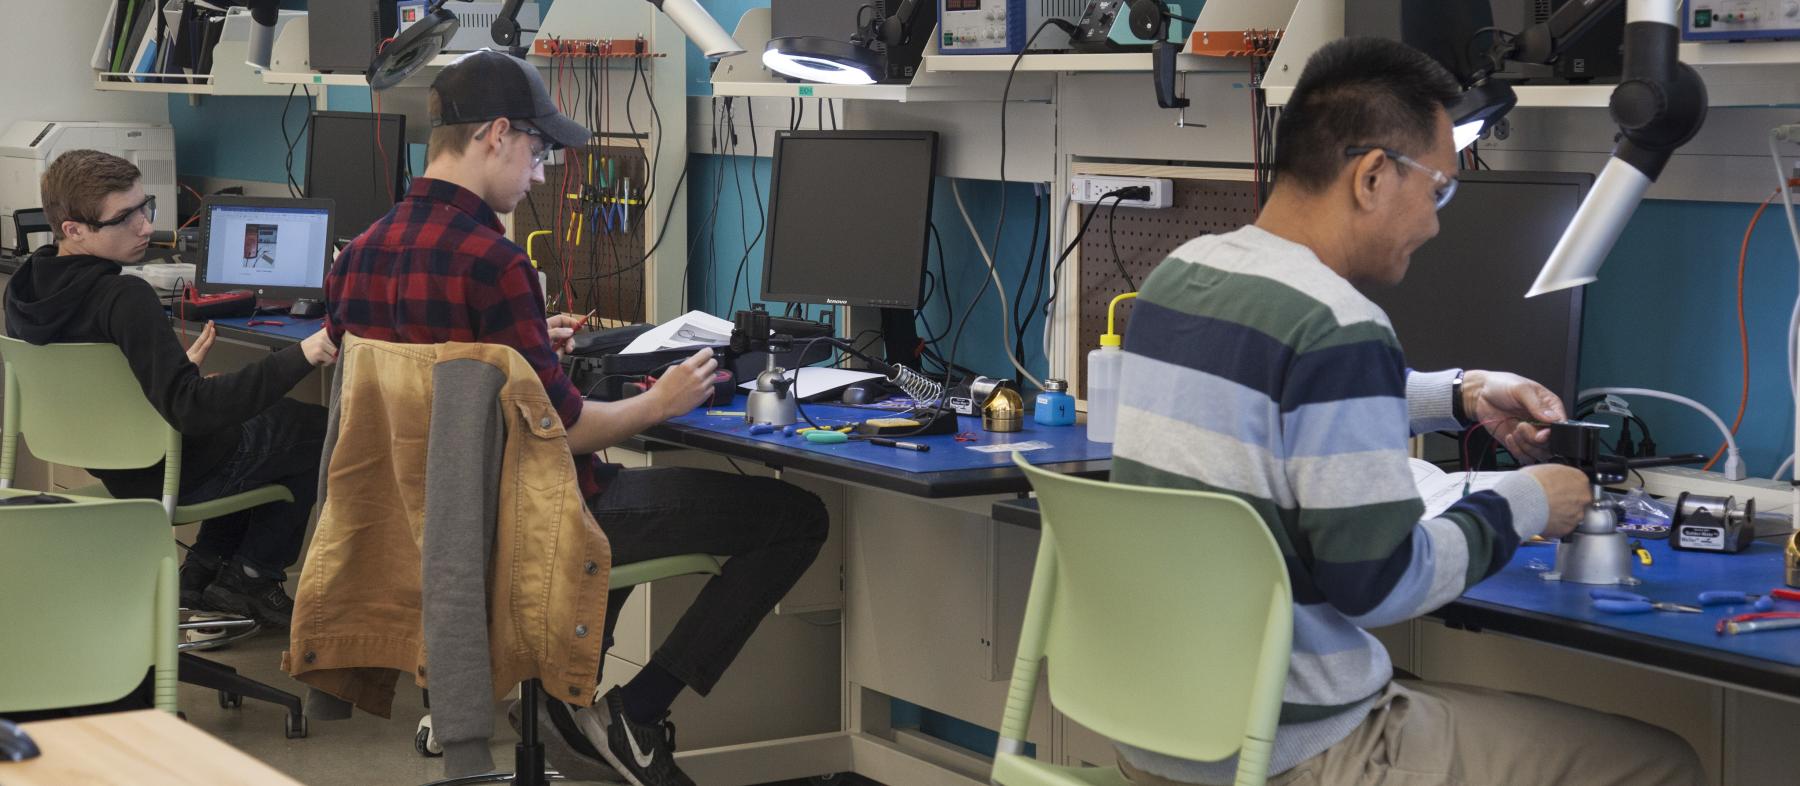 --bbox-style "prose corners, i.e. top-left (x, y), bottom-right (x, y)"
top-left (3, 149), bottom-right (339, 628)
